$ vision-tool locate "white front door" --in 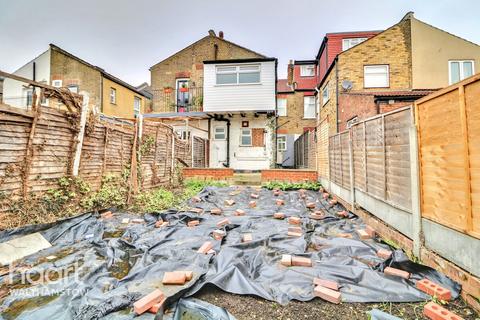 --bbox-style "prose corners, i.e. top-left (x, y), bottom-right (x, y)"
top-left (211, 126), bottom-right (227, 167)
